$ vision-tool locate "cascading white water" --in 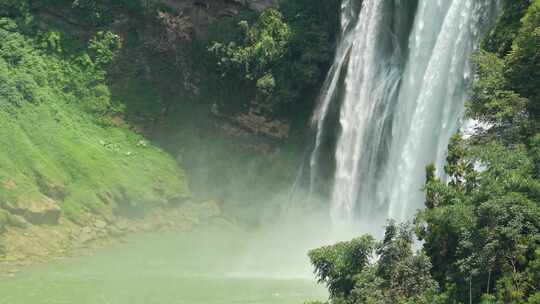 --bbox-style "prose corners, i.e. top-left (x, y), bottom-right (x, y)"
top-left (309, 0), bottom-right (499, 226)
